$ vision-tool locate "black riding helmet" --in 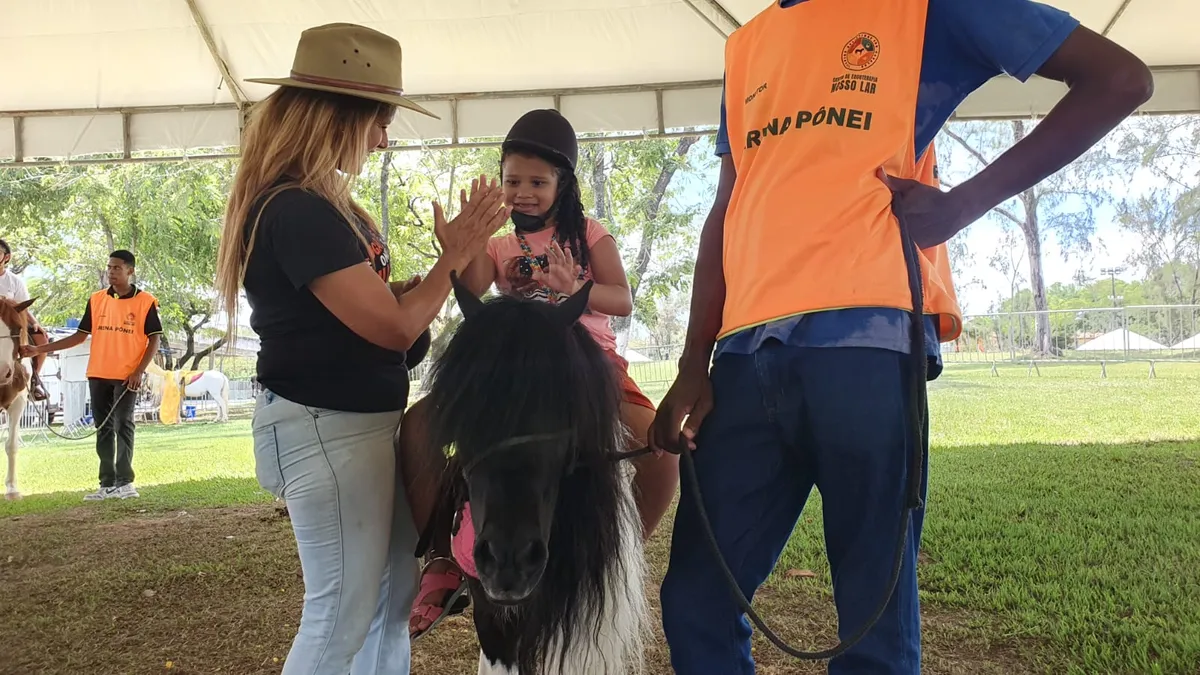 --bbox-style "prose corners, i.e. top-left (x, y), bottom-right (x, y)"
top-left (501, 109), bottom-right (578, 170)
